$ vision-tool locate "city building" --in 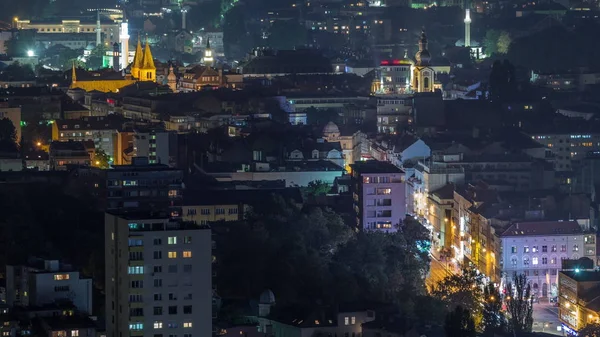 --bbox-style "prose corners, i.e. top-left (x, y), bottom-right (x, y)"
top-left (51, 116), bottom-right (122, 161)
top-left (321, 122), bottom-right (363, 171)
top-left (350, 161), bottom-right (406, 232)
top-left (501, 221), bottom-right (589, 298)
top-left (375, 95), bottom-right (412, 133)
top-left (15, 18), bottom-right (119, 46)
top-left (558, 270), bottom-right (600, 335)
top-left (0, 102), bottom-right (21, 145)
top-left (375, 59), bottom-right (413, 95)
top-left (130, 128), bottom-right (178, 166)
top-left (6, 258), bottom-right (92, 314)
top-left (104, 212), bottom-right (212, 337)
top-left (529, 132), bottom-right (600, 172)
top-left (49, 141), bottom-right (91, 170)
top-left (106, 157), bottom-right (183, 215)
top-left (36, 33), bottom-right (97, 50)
top-left (69, 39), bottom-right (155, 93)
